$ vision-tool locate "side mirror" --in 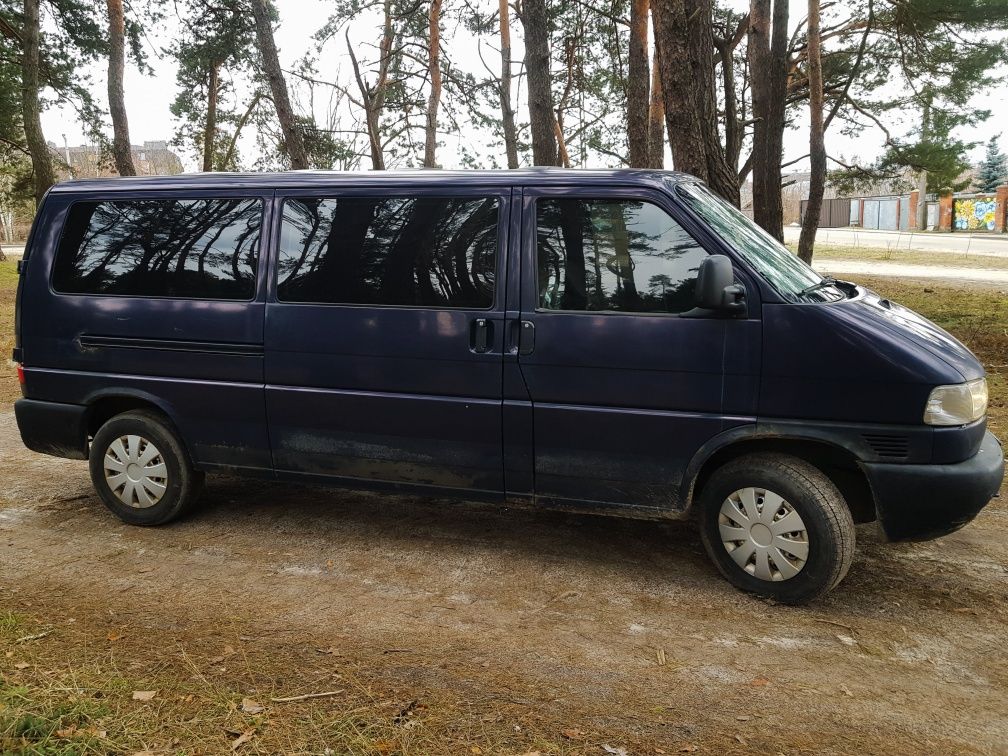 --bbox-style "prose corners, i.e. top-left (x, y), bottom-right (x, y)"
top-left (693, 255), bottom-right (746, 315)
